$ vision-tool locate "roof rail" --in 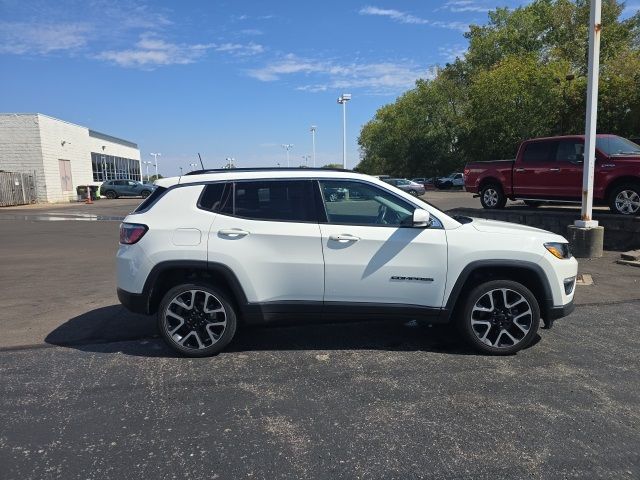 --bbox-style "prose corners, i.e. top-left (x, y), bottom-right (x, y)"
top-left (184, 167), bottom-right (352, 176)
